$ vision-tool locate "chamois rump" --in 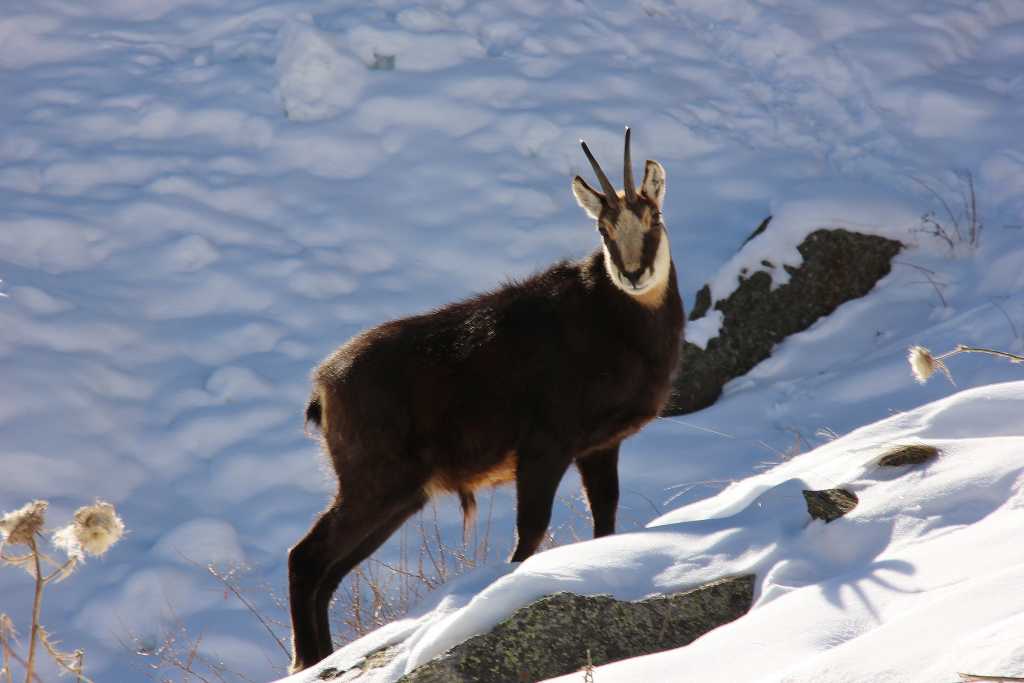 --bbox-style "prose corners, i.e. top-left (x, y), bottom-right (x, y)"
top-left (288, 128), bottom-right (684, 673)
